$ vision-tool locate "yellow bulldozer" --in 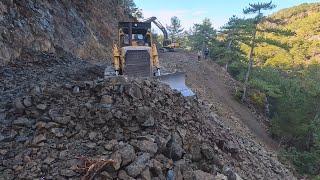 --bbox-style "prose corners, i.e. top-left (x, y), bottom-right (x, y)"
top-left (108, 21), bottom-right (194, 96)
